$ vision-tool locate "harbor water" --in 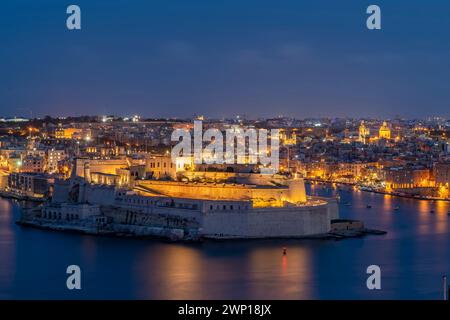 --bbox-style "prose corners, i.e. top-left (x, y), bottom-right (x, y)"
top-left (0, 184), bottom-right (449, 299)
